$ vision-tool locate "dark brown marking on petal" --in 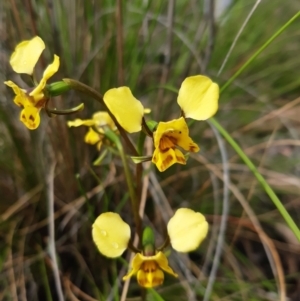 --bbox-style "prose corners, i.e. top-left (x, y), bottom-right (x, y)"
top-left (159, 135), bottom-right (178, 151)
top-left (142, 261), bottom-right (158, 273)
top-left (21, 114), bottom-right (26, 120)
top-left (189, 144), bottom-right (198, 152)
top-left (26, 94), bottom-right (36, 105)
top-left (160, 147), bottom-right (173, 153)
top-left (166, 135), bottom-right (178, 144)
top-left (176, 156), bottom-right (186, 164)
top-left (29, 115), bottom-right (35, 122)
top-left (139, 261), bottom-right (164, 287)
top-left (145, 266), bottom-right (155, 273)
top-left (152, 276), bottom-right (163, 286)
top-left (137, 278), bottom-right (147, 287)
top-left (36, 98), bottom-right (47, 108)
top-left (161, 155), bottom-right (173, 171)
